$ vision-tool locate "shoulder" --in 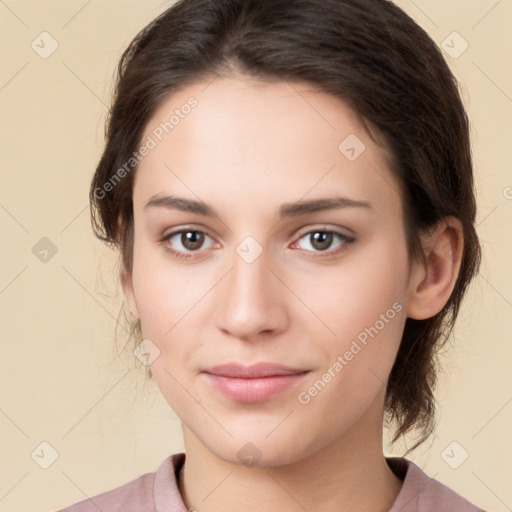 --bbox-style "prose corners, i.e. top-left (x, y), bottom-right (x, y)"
top-left (57, 471), bottom-right (156, 512)
top-left (56, 452), bottom-right (186, 512)
top-left (387, 457), bottom-right (487, 512)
